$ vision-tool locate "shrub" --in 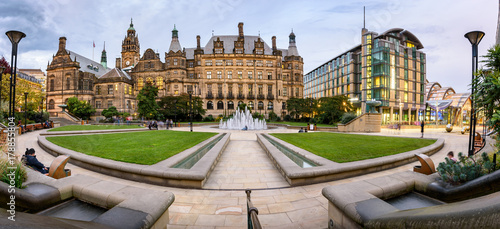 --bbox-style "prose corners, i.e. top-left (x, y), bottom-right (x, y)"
top-left (0, 158), bottom-right (27, 189)
top-left (252, 112), bottom-right (264, 120)
top-left (203, 115), bottom-right (215, 122)
top-left (437, 152), bottom-right (497, 185)
top-left (340, 113), bottom-right (357, 124)
top-left (283, 114), bottom-right (292, 121)
top-left (268, 111), bottom-right (279, 122)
